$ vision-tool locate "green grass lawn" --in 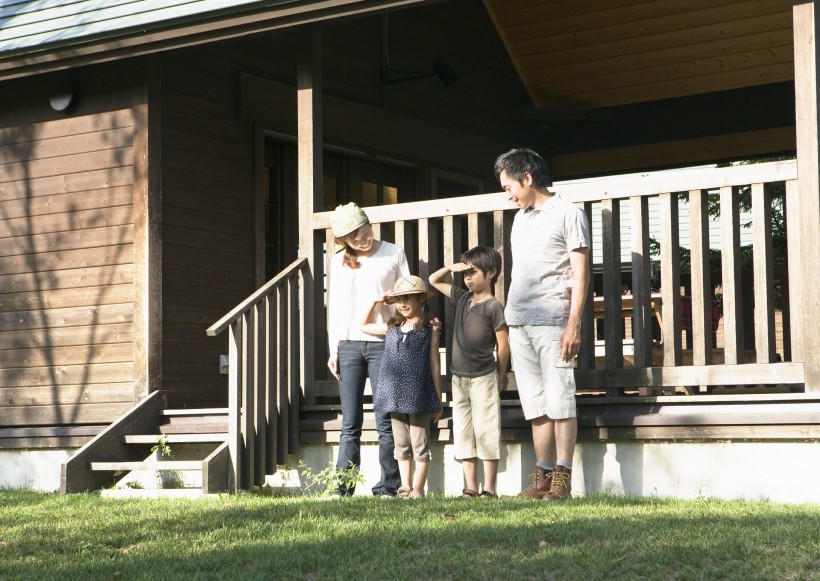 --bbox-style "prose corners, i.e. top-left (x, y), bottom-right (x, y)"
top-left (1, 490), bottom-right (818, 580)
